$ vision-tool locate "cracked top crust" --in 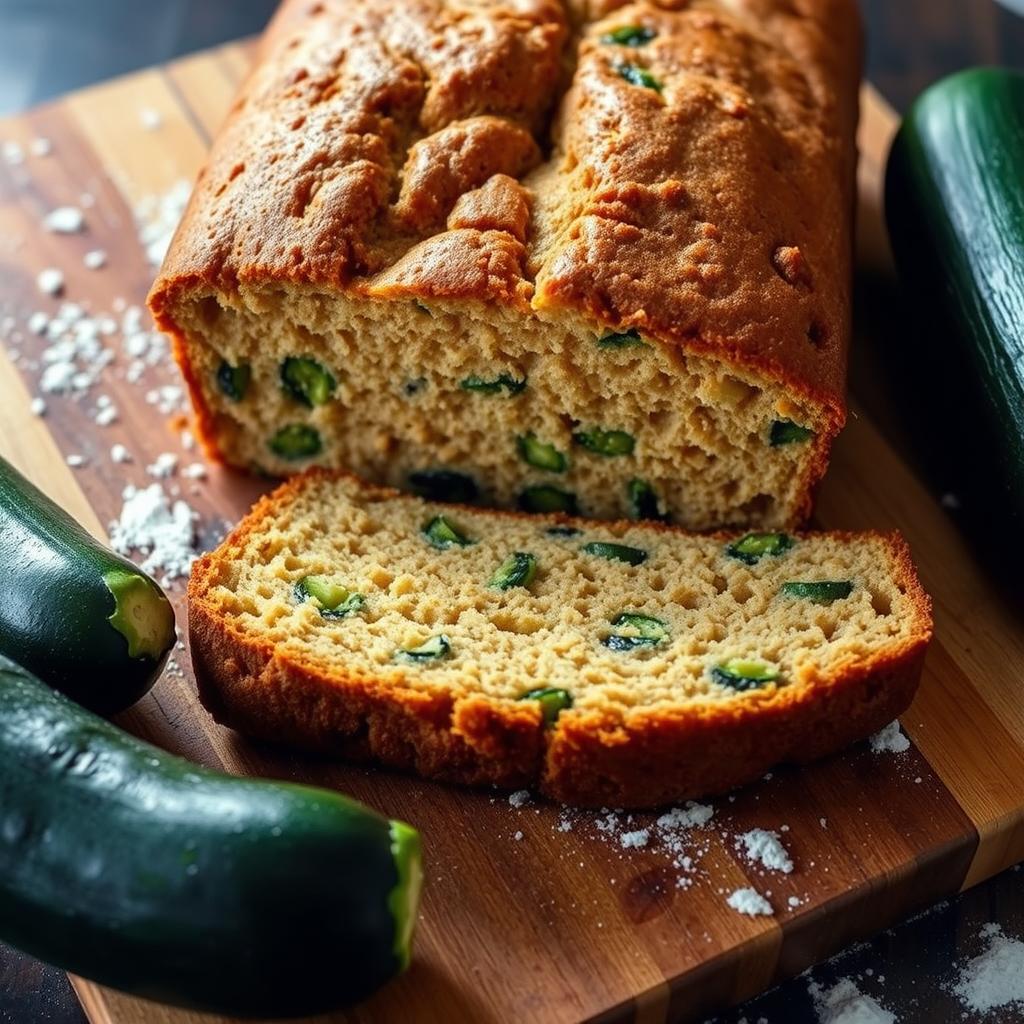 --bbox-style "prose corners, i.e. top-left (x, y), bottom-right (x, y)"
top-left (151, 0), bottom-right (861, 419)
